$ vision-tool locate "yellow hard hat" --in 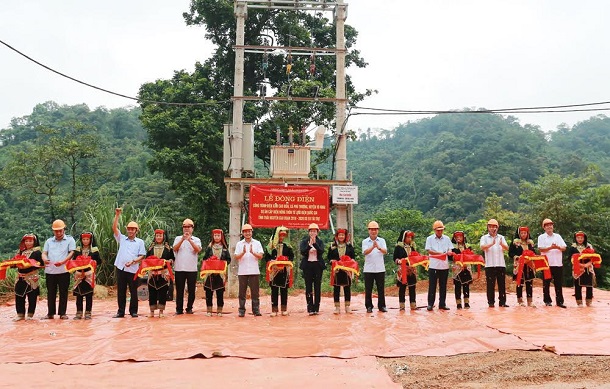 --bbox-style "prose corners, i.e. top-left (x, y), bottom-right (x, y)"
top-left (51, 219), bottom-right (66, 231)
top-left (487, 219), bottom-right (499, 227)
top-left (542, 218), bottom-right (553, 228)
top-left (182, 218), bottom-right (194, 227)
top-left (308, 223), bottom-right (319, 231)
top-left (367, 221), bottom-right (379, 229)
top-left (432, 220), bottom-right (445, 230)
top-left (126, 221), bottom-right (139, 230)
top-left (241, 224), bottom-right (253, 231)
